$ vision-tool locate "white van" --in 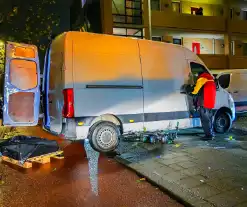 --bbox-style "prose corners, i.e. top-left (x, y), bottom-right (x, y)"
top-left (211, 69), bottom-right (247, 113)
top-left (3, 32), bottom-right (235, 152)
